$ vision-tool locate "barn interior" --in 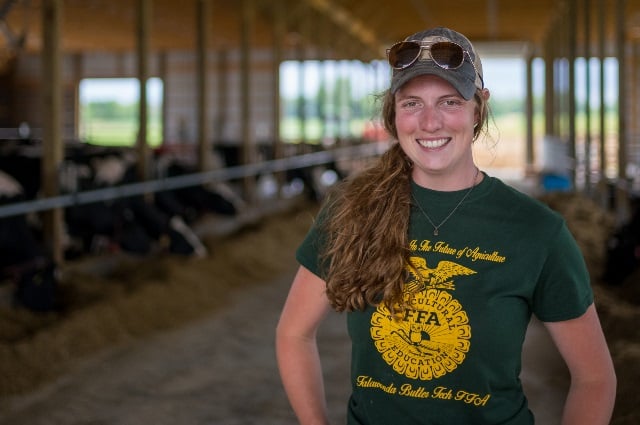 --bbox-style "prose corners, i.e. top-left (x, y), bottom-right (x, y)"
top-left (0, 1), bottom-right (639, 424)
